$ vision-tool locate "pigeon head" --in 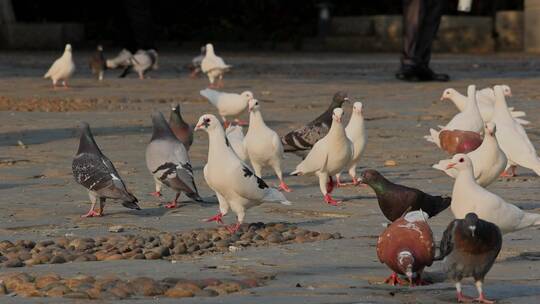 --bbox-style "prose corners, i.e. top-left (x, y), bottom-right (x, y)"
top-left (331, 91), bottom-right (349, 108)
top-left (445, 153), bottom-right (472, 171)
top-left (170, 104), bottom-right (186, 124)
top-left (464, 212), bottom-right (479, 238)
top-left (150, 112), bottom-right (176, 141)
top-left (241, 91), bottom-right (254, 103)
top-left (484, 122), bottom-right (496, 137)
top-left (195, 114), bottom-right (220, 132)
top-left (352, 102), bottom-right (363, 115)
top-left (501, 85), bottom-right (512, 97)
top-left (76, 122), bottom-right (102, 155)
top-left (397, 251), bottom-right (415, 283)
top-left (205, 43), bottom-right (215, 55)
top-left (248, 99), bottom-right (260, 112)
top-left (493, 85), bottom-right (508, 107)
top-left (200, 45), bottom-right (206, 54)
top-left (440, 88), bottom-right (458, 101)
top-left (65, 44), bottom-right (72, 52)
top-left (359, 169), bottom-right (384, 185)
top-left (332, 108), bottom-right (344, 123)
